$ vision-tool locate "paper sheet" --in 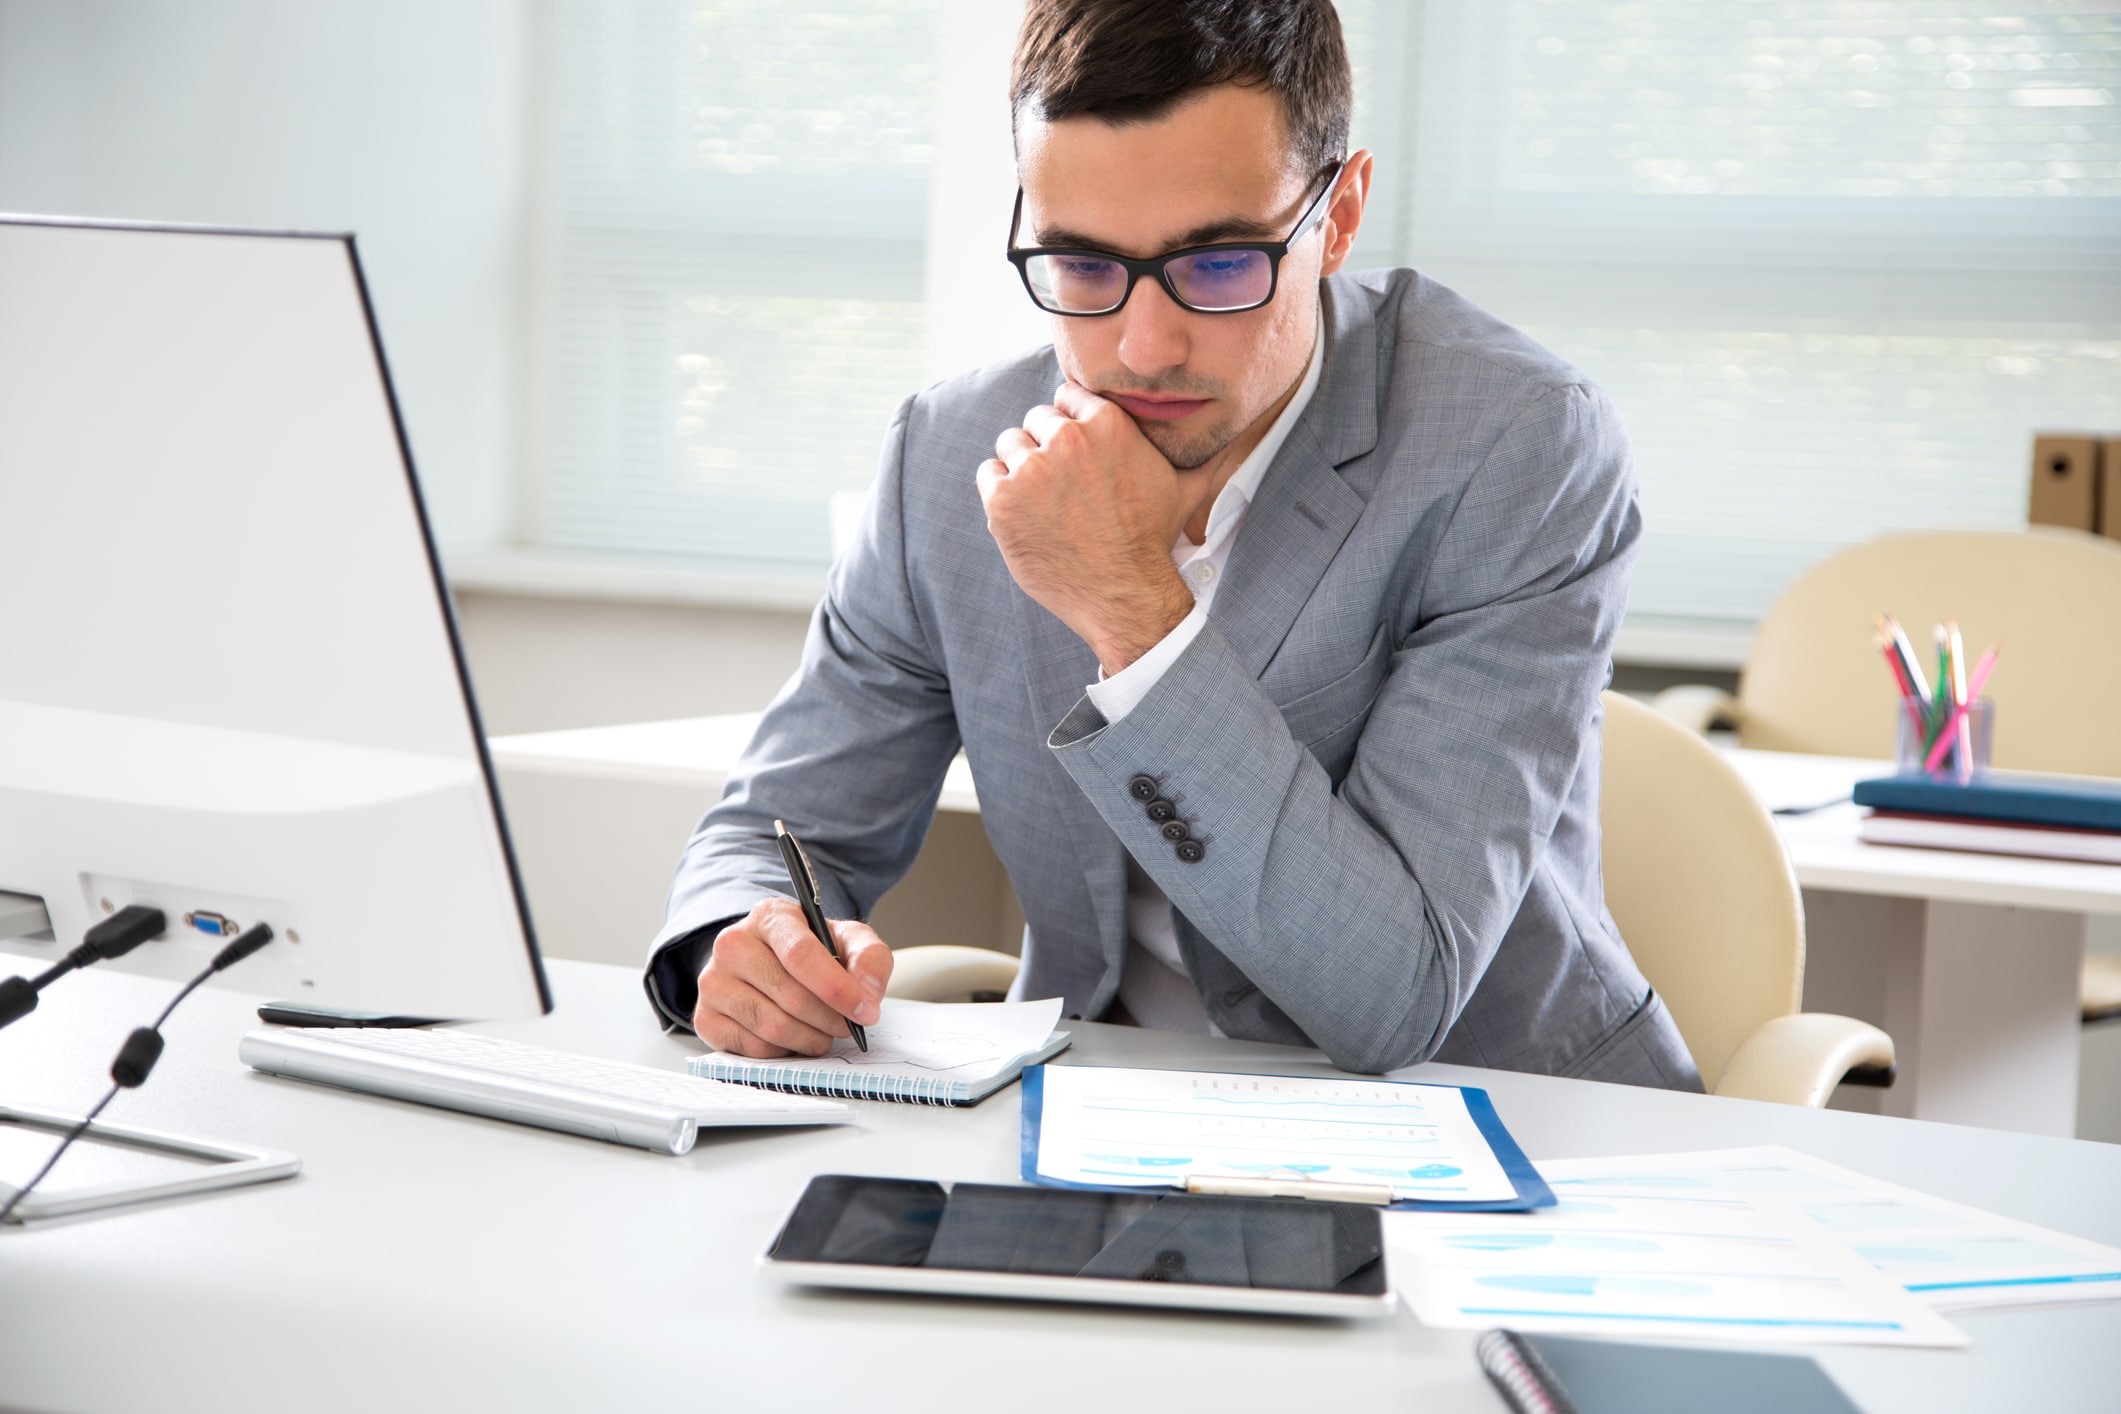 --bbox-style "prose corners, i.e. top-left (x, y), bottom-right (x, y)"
top-left (1029, 1065), bottom-right (1524, 1204)
top-left (1541, 1145), bottom-right (2121, 1312)
top-left (704, 998), bottom-right (1063, 1084)
top-left (815, 997), bottom-right (1061, 1076)
top-left (1387, 1163), bottom-right (1969, 1348)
